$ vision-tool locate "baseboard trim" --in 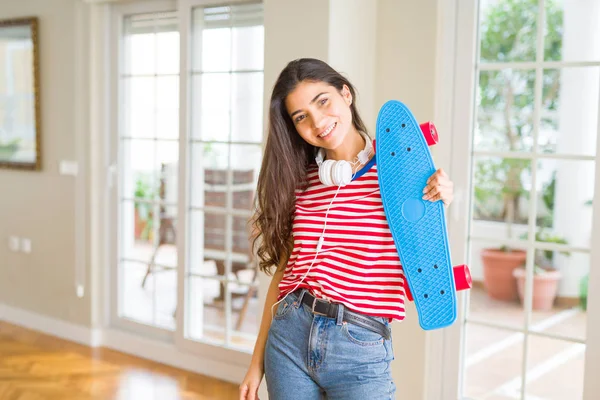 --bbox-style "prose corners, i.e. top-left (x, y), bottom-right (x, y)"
top-left (0, 303), bottom-right (246, 385)
top-left (0, 303), bottom-right (102, 347)
top-left (102, 328), bottom-right (247, 384)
